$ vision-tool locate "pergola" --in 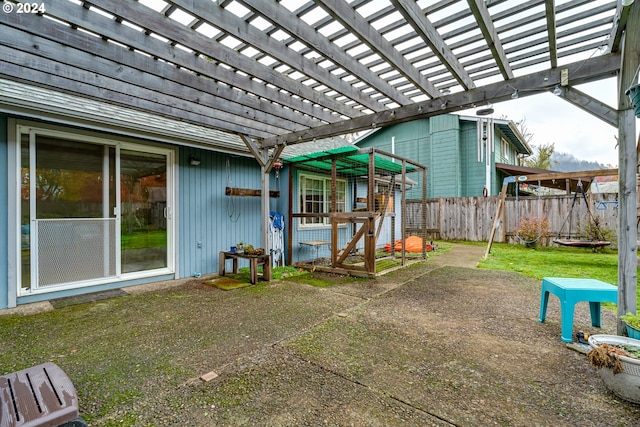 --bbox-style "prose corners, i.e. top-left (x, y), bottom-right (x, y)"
top-left (1, 0), bottom-right (638, 332)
